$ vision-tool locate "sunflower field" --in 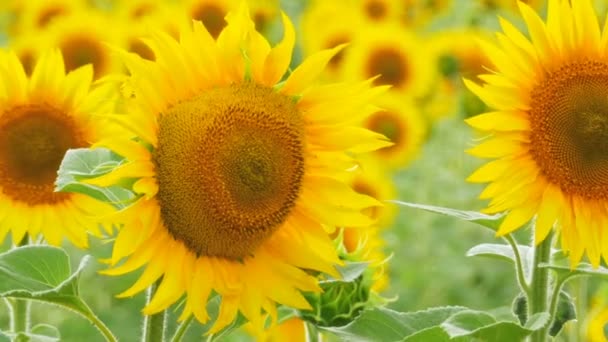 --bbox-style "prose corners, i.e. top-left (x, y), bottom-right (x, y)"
top-left (1, 0), bottom-right (608, 341)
